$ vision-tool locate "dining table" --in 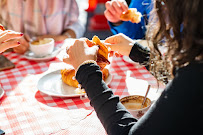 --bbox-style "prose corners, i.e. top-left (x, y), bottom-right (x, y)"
top-left (0, 39), bottom-right (164, 135)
